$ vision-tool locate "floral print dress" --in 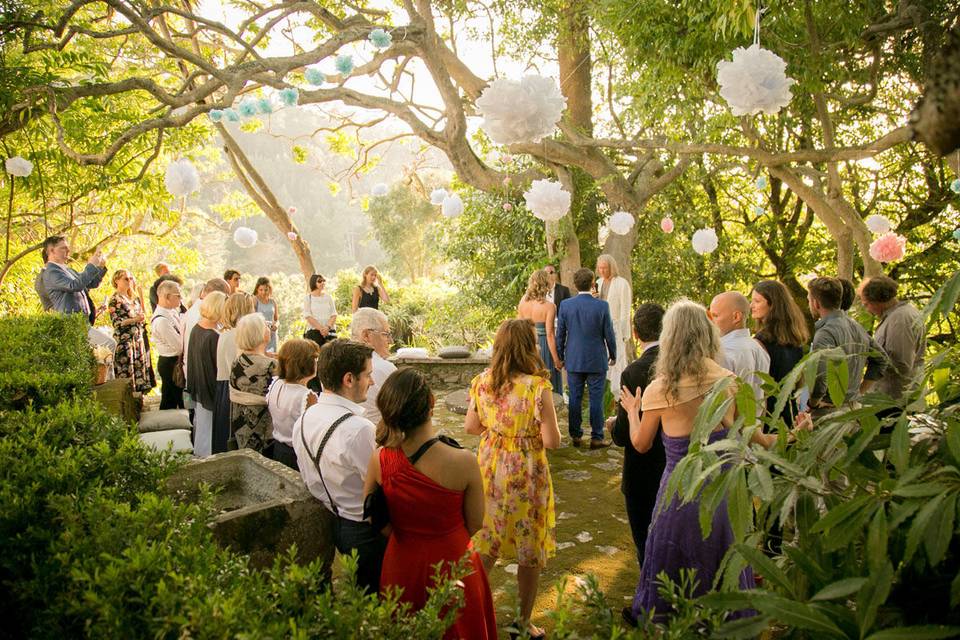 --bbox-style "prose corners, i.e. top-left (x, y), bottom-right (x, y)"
top-left (109, 292), bottom-right (155, 393)
top-left (469, 370), bottom-right (556, 568)
top-left (229, 353), bottom-right (277, 452)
